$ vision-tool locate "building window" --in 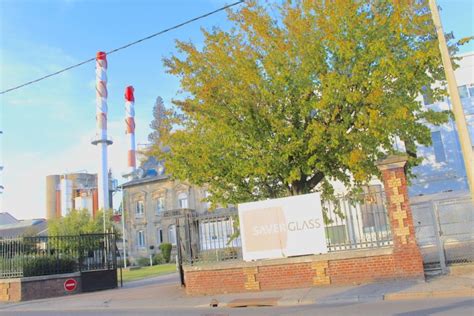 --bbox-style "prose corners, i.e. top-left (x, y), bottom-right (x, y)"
top-left (156, 197), bottom-right (165, 214)
top-left (135, 200), bottom-right (144, 217)
top-left (178, 192), bottom-right (188, 209)
top-left (458, 85), bottom-right (469, 99)
top-left (468, 84), bottom-right (474, 98)
top-left (168, 225), bottom-right (177, 245)
top-left (137, 230), bottom-right (146, 248)
top-left (431, 131), bottom-right (446, 163)
top-left (157, 228), bottom-right (163, 245)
